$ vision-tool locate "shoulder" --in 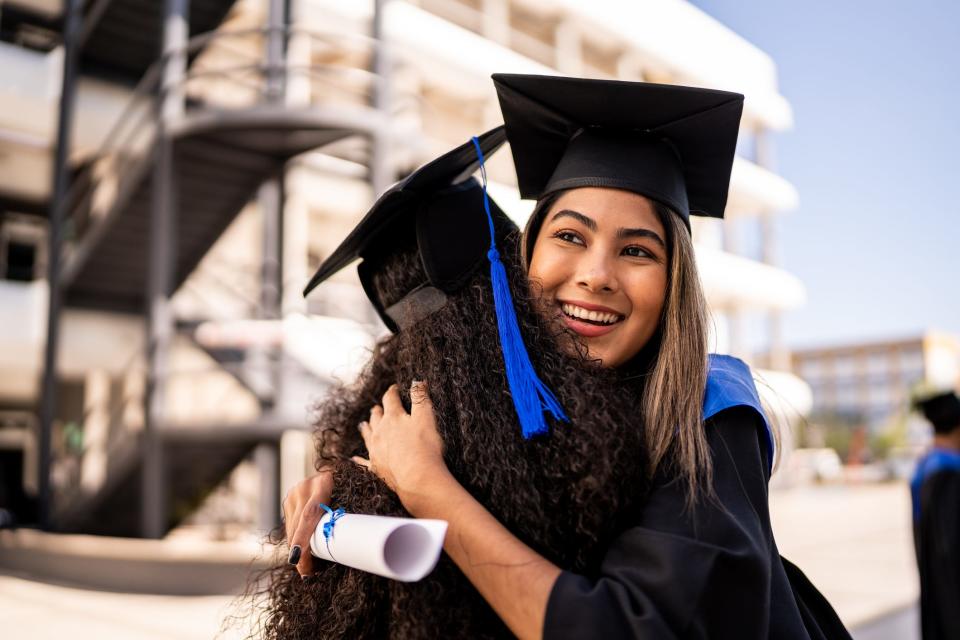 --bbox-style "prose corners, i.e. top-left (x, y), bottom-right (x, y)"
top-left (913, 449), bottom-right (960, 503)
top-left (704, 354), bottom-right (774, 474)
top-left (912, 448), bottom-right (960, 489)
